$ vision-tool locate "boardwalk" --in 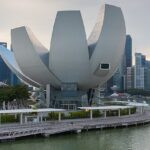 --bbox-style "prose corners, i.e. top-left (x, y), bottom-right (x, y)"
top-left (0, 110), bottom-right (150, 141)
